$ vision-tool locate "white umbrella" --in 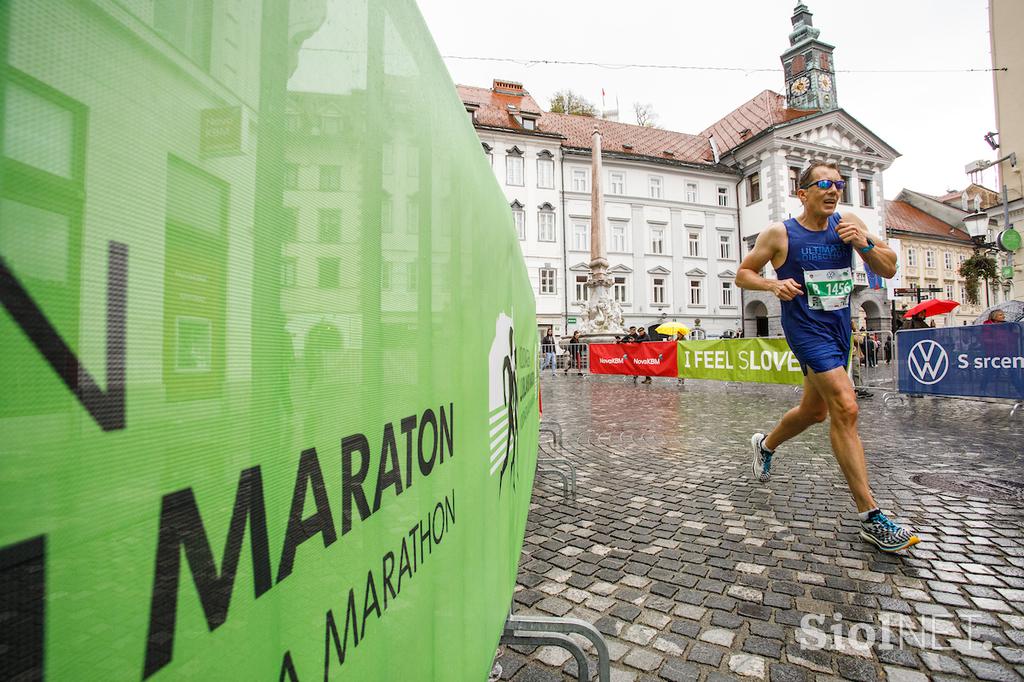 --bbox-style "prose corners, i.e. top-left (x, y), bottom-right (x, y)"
top-left (972, 300), bottom-right (1024, 324)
